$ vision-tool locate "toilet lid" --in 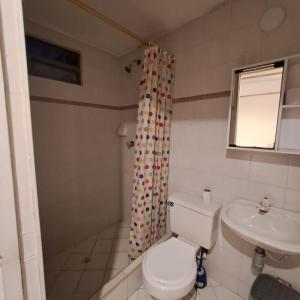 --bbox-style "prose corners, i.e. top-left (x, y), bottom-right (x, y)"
top-left (143, 237), bottom-right (197, 286)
